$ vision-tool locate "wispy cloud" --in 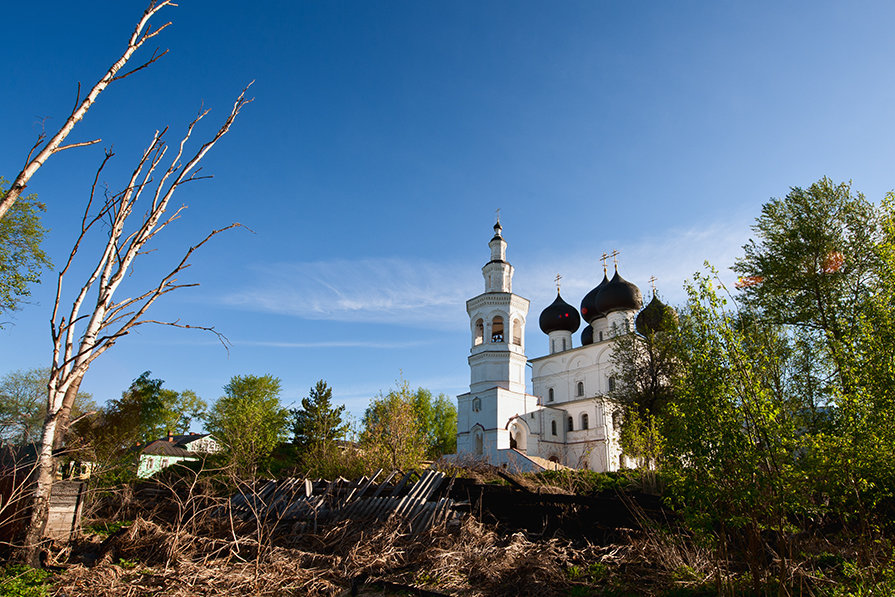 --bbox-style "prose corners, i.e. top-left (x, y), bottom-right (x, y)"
top-left (221, 217), bottom-right (752, 329)
top-left (235, 339), bottom-right (435, 349)
top-left (222, 258), bottom-right (476, 328)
